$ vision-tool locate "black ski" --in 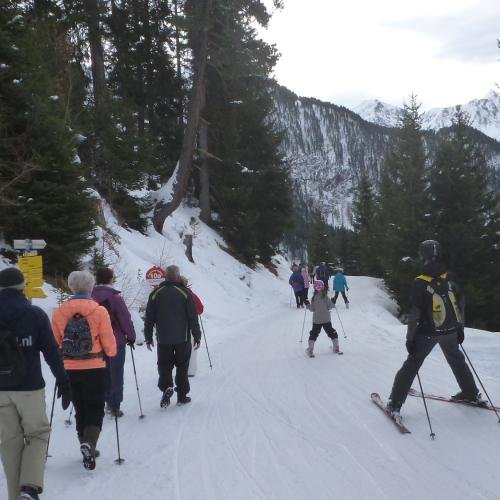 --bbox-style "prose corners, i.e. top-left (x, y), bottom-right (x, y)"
top-left (408, 388), bottom-right (499, 412)
top-left (371, 393), bottom-right (411, 434)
